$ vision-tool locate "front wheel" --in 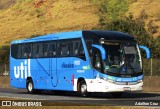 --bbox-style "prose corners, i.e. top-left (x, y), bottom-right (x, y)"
top-left (27, 80), bottom-right (35, 93)
top-left (79, 80), bottom-right (89, 97)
